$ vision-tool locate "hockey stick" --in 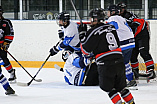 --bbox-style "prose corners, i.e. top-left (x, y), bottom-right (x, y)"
top-left (17, 40), bottom-right (62, 86)
top-left (7, 51), bottom-right (42, 82)
top-left (69, 0), bottom-right (83, 25)
top-left (82, 61), bottom-right (92, 85)
top-left (17, 54), bottom-right (51, 86)
top-left (54, 64), bottom-right (64, 72)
